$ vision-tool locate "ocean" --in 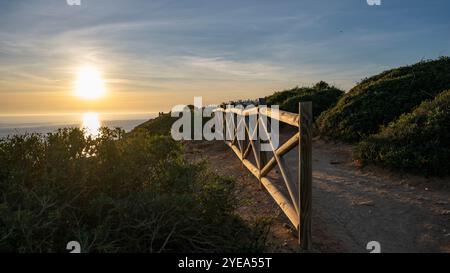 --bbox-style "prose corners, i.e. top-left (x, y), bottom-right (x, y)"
top-left (0, 113), bottom-right (156, 138)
